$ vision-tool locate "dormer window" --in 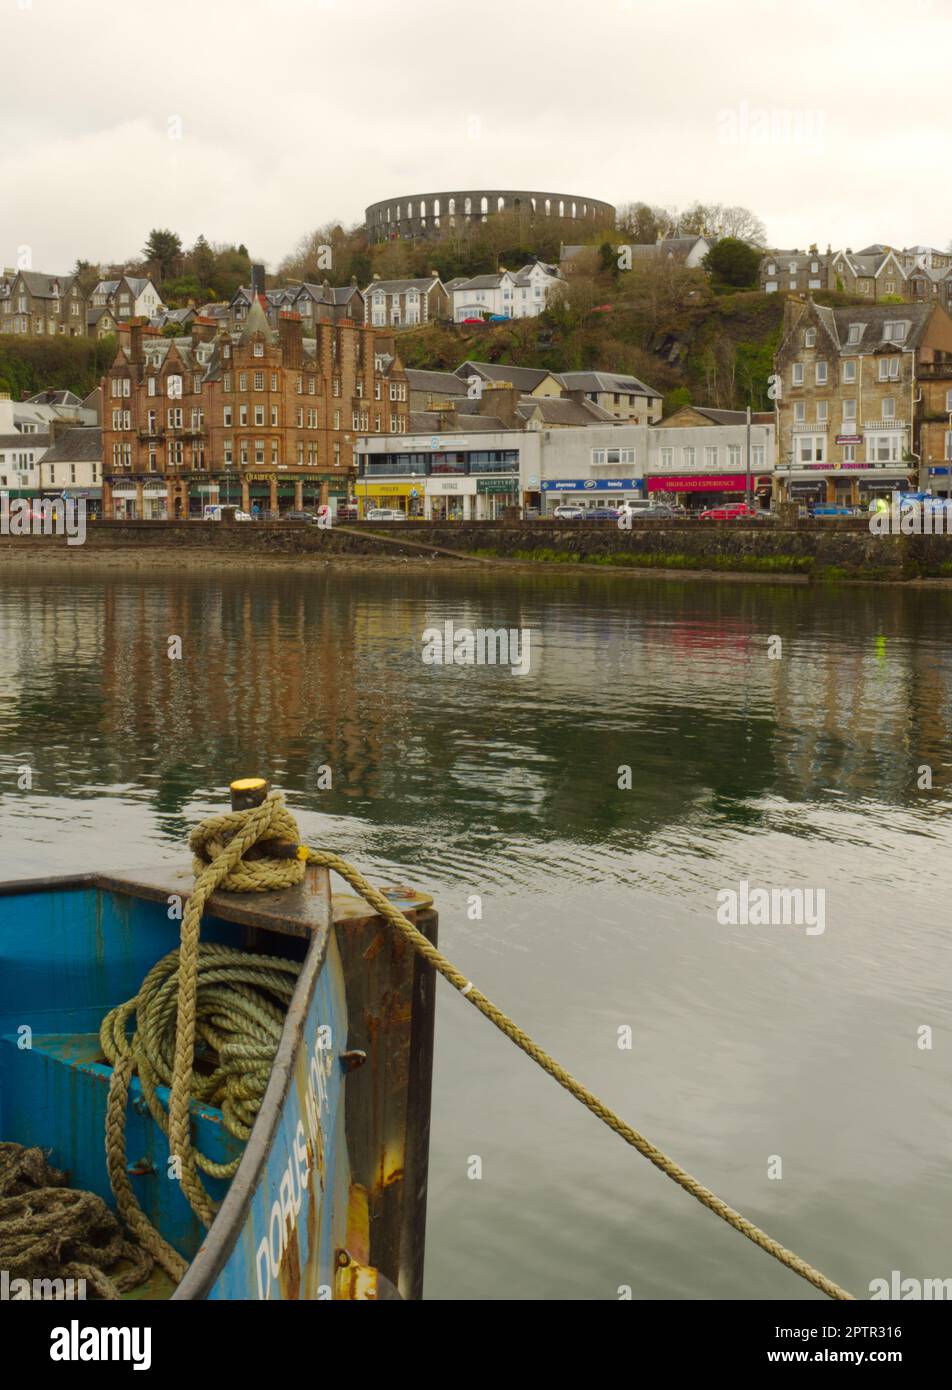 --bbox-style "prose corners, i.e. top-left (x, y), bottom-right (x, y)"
top-left (883, 321), bottom-right (908, 342)
top-left (804, 328), bottom-right (816, 347)
top-left (767, 263), bottom-right (775, 275)
top-left (253, 341), bottom-right (264, 356)
top-left (847, 324), bottom-right (863, 344)
top-left (788, 262), bottom-right (797, 273)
